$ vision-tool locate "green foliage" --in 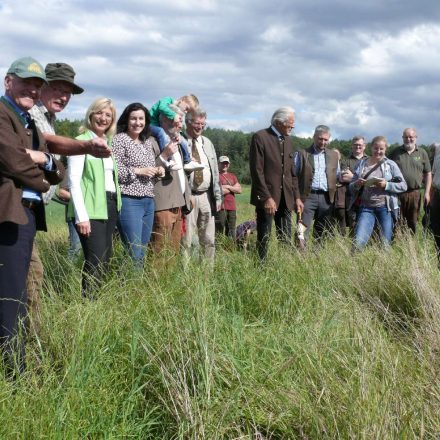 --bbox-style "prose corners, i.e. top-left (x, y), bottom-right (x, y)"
top-left (1, 201), bottom-right (439, 438)
top-left (49, 119), bottom-right (433, 189)
top-left (54, 118), bottom-right (82, 138)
